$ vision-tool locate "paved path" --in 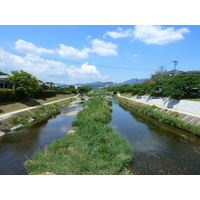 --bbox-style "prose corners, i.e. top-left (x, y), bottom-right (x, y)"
top-left (0, 95), bottom-right (78, 120)
top-left (117, 93), bottom-right (200, 119)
